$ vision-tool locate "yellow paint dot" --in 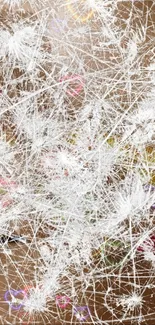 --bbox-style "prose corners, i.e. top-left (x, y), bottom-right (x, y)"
top-left (66, 0), bottom-right (94, 23)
